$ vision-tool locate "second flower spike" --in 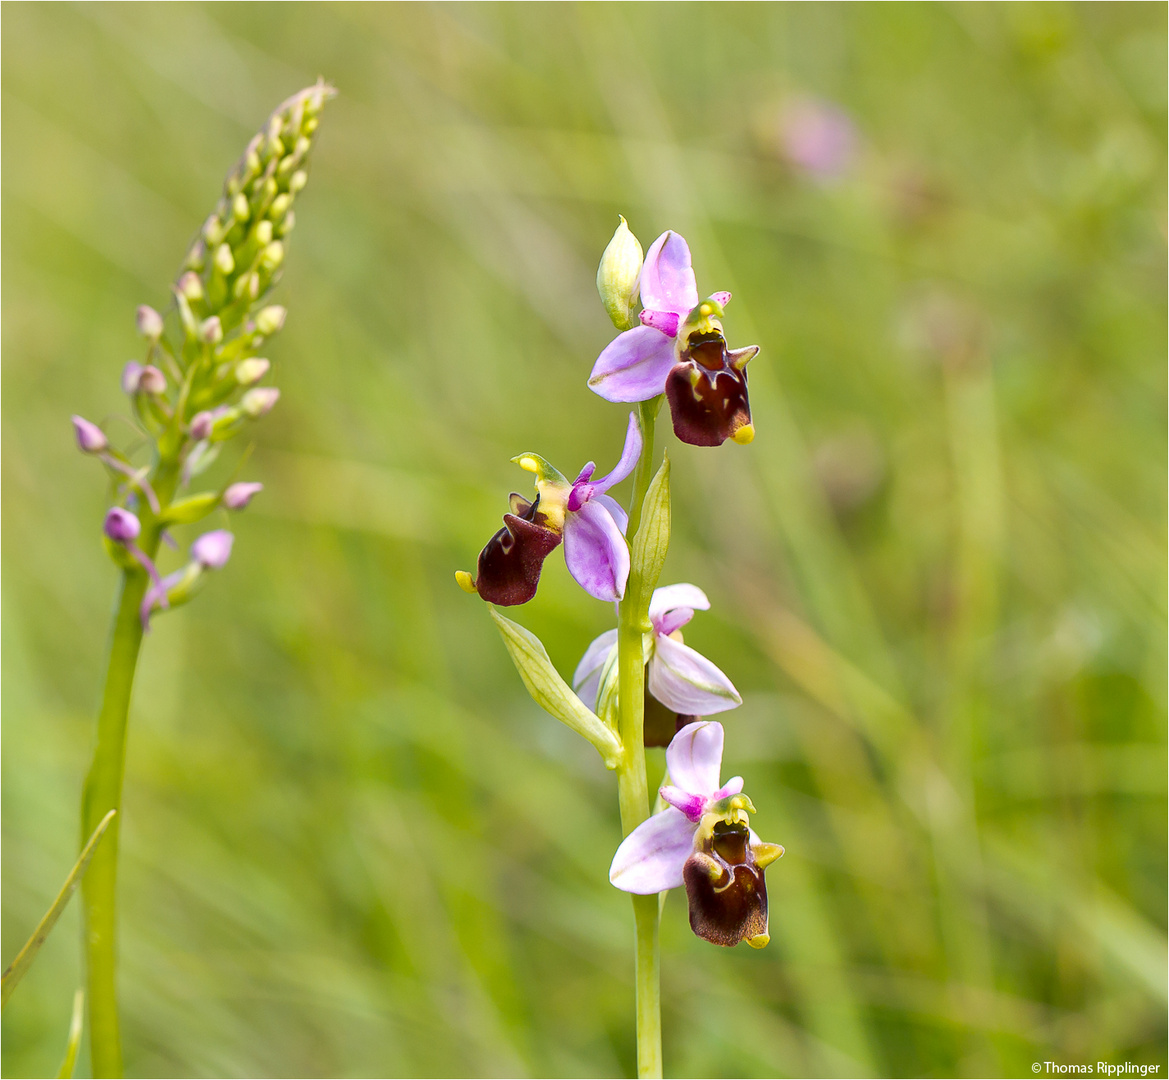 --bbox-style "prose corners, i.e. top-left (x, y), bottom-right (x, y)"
top-left (460, 413), bottom-right (643, 605)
